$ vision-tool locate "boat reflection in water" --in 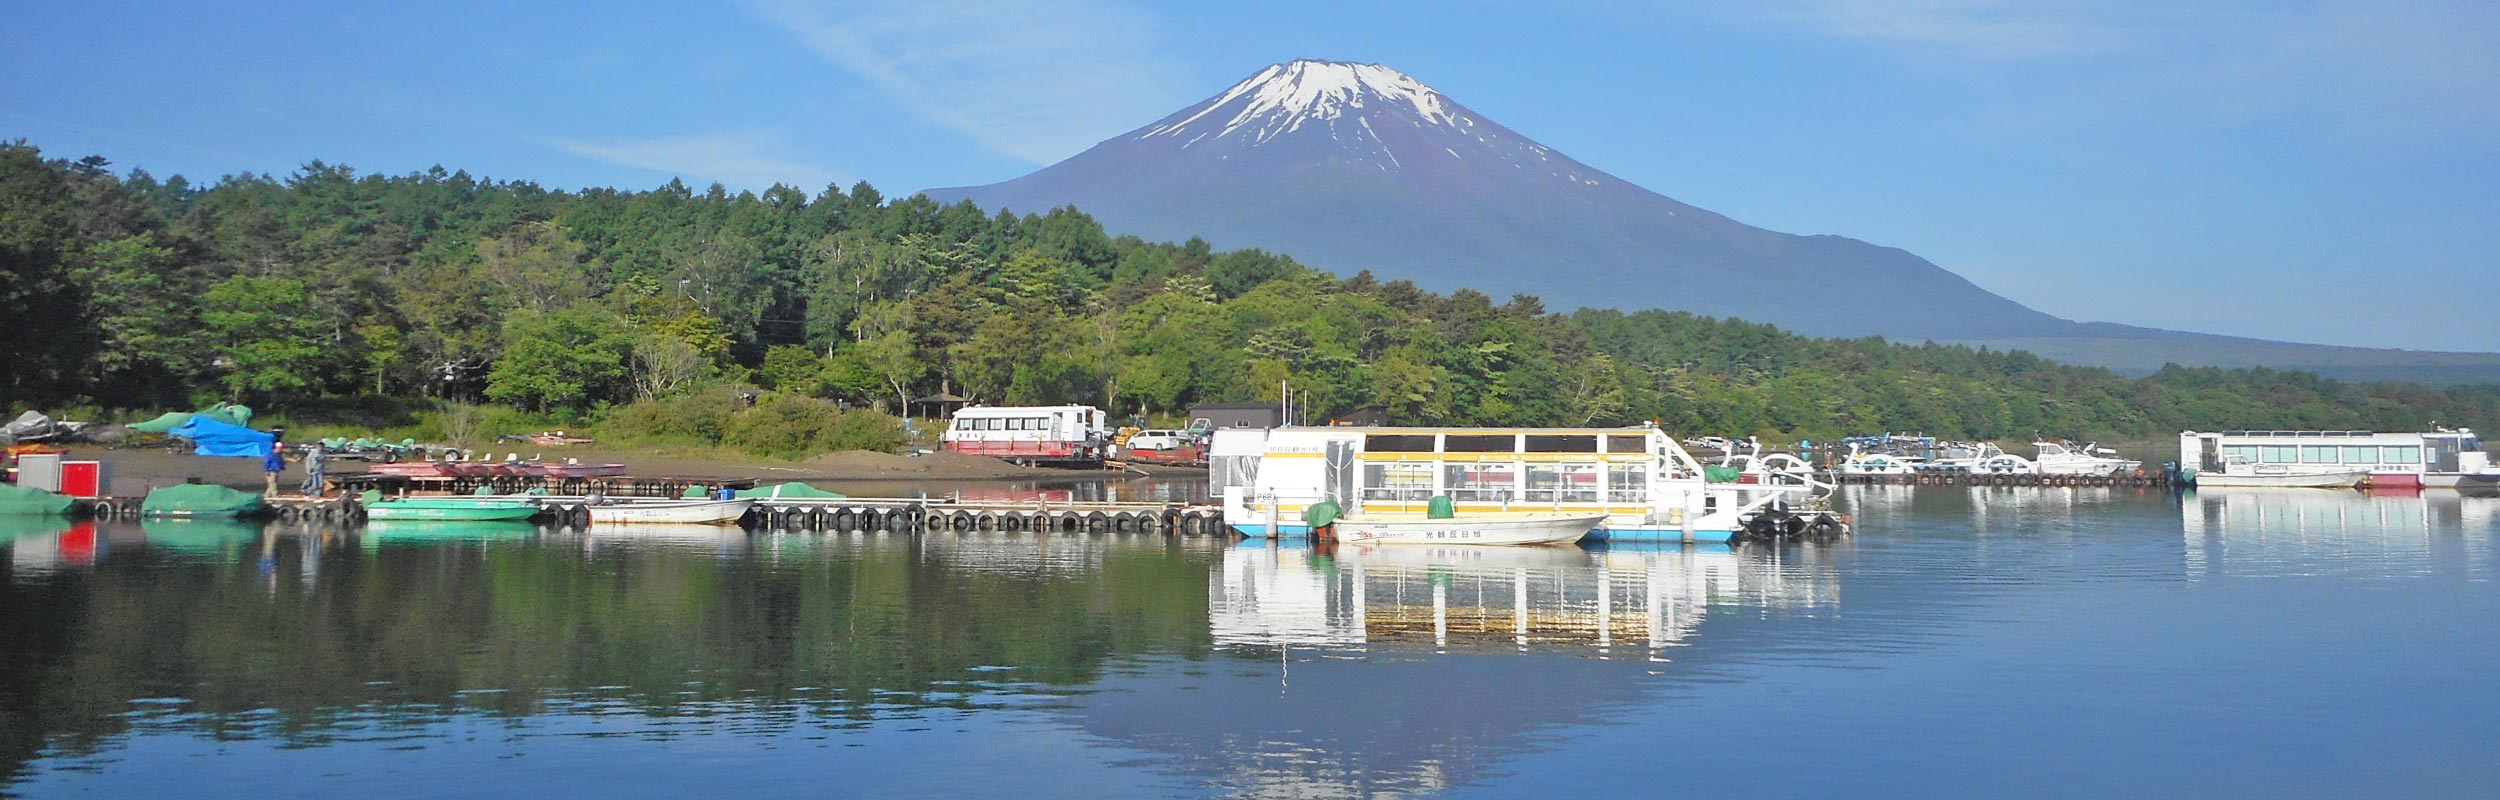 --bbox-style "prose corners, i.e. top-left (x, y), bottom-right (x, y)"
top-left (581, 522), bottom-right (752, 555)
top-left (358, 519), bottom-right (536, 548)
top-left (2183, 488), bottom-right (2500, 580)
top-left (1212, 539), bottom-right (1840, 657)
